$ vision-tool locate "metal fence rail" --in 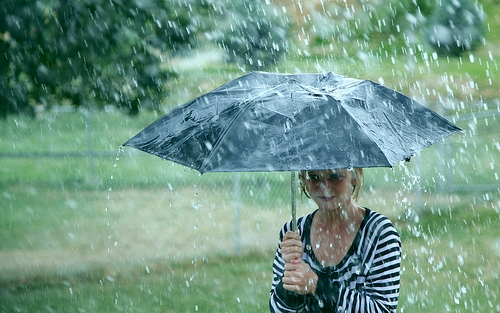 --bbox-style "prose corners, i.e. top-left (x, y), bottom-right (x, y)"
top-left (1, 106), bottom-right (499, 194)
top-left (0, 151), bottom-right (116, 158)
